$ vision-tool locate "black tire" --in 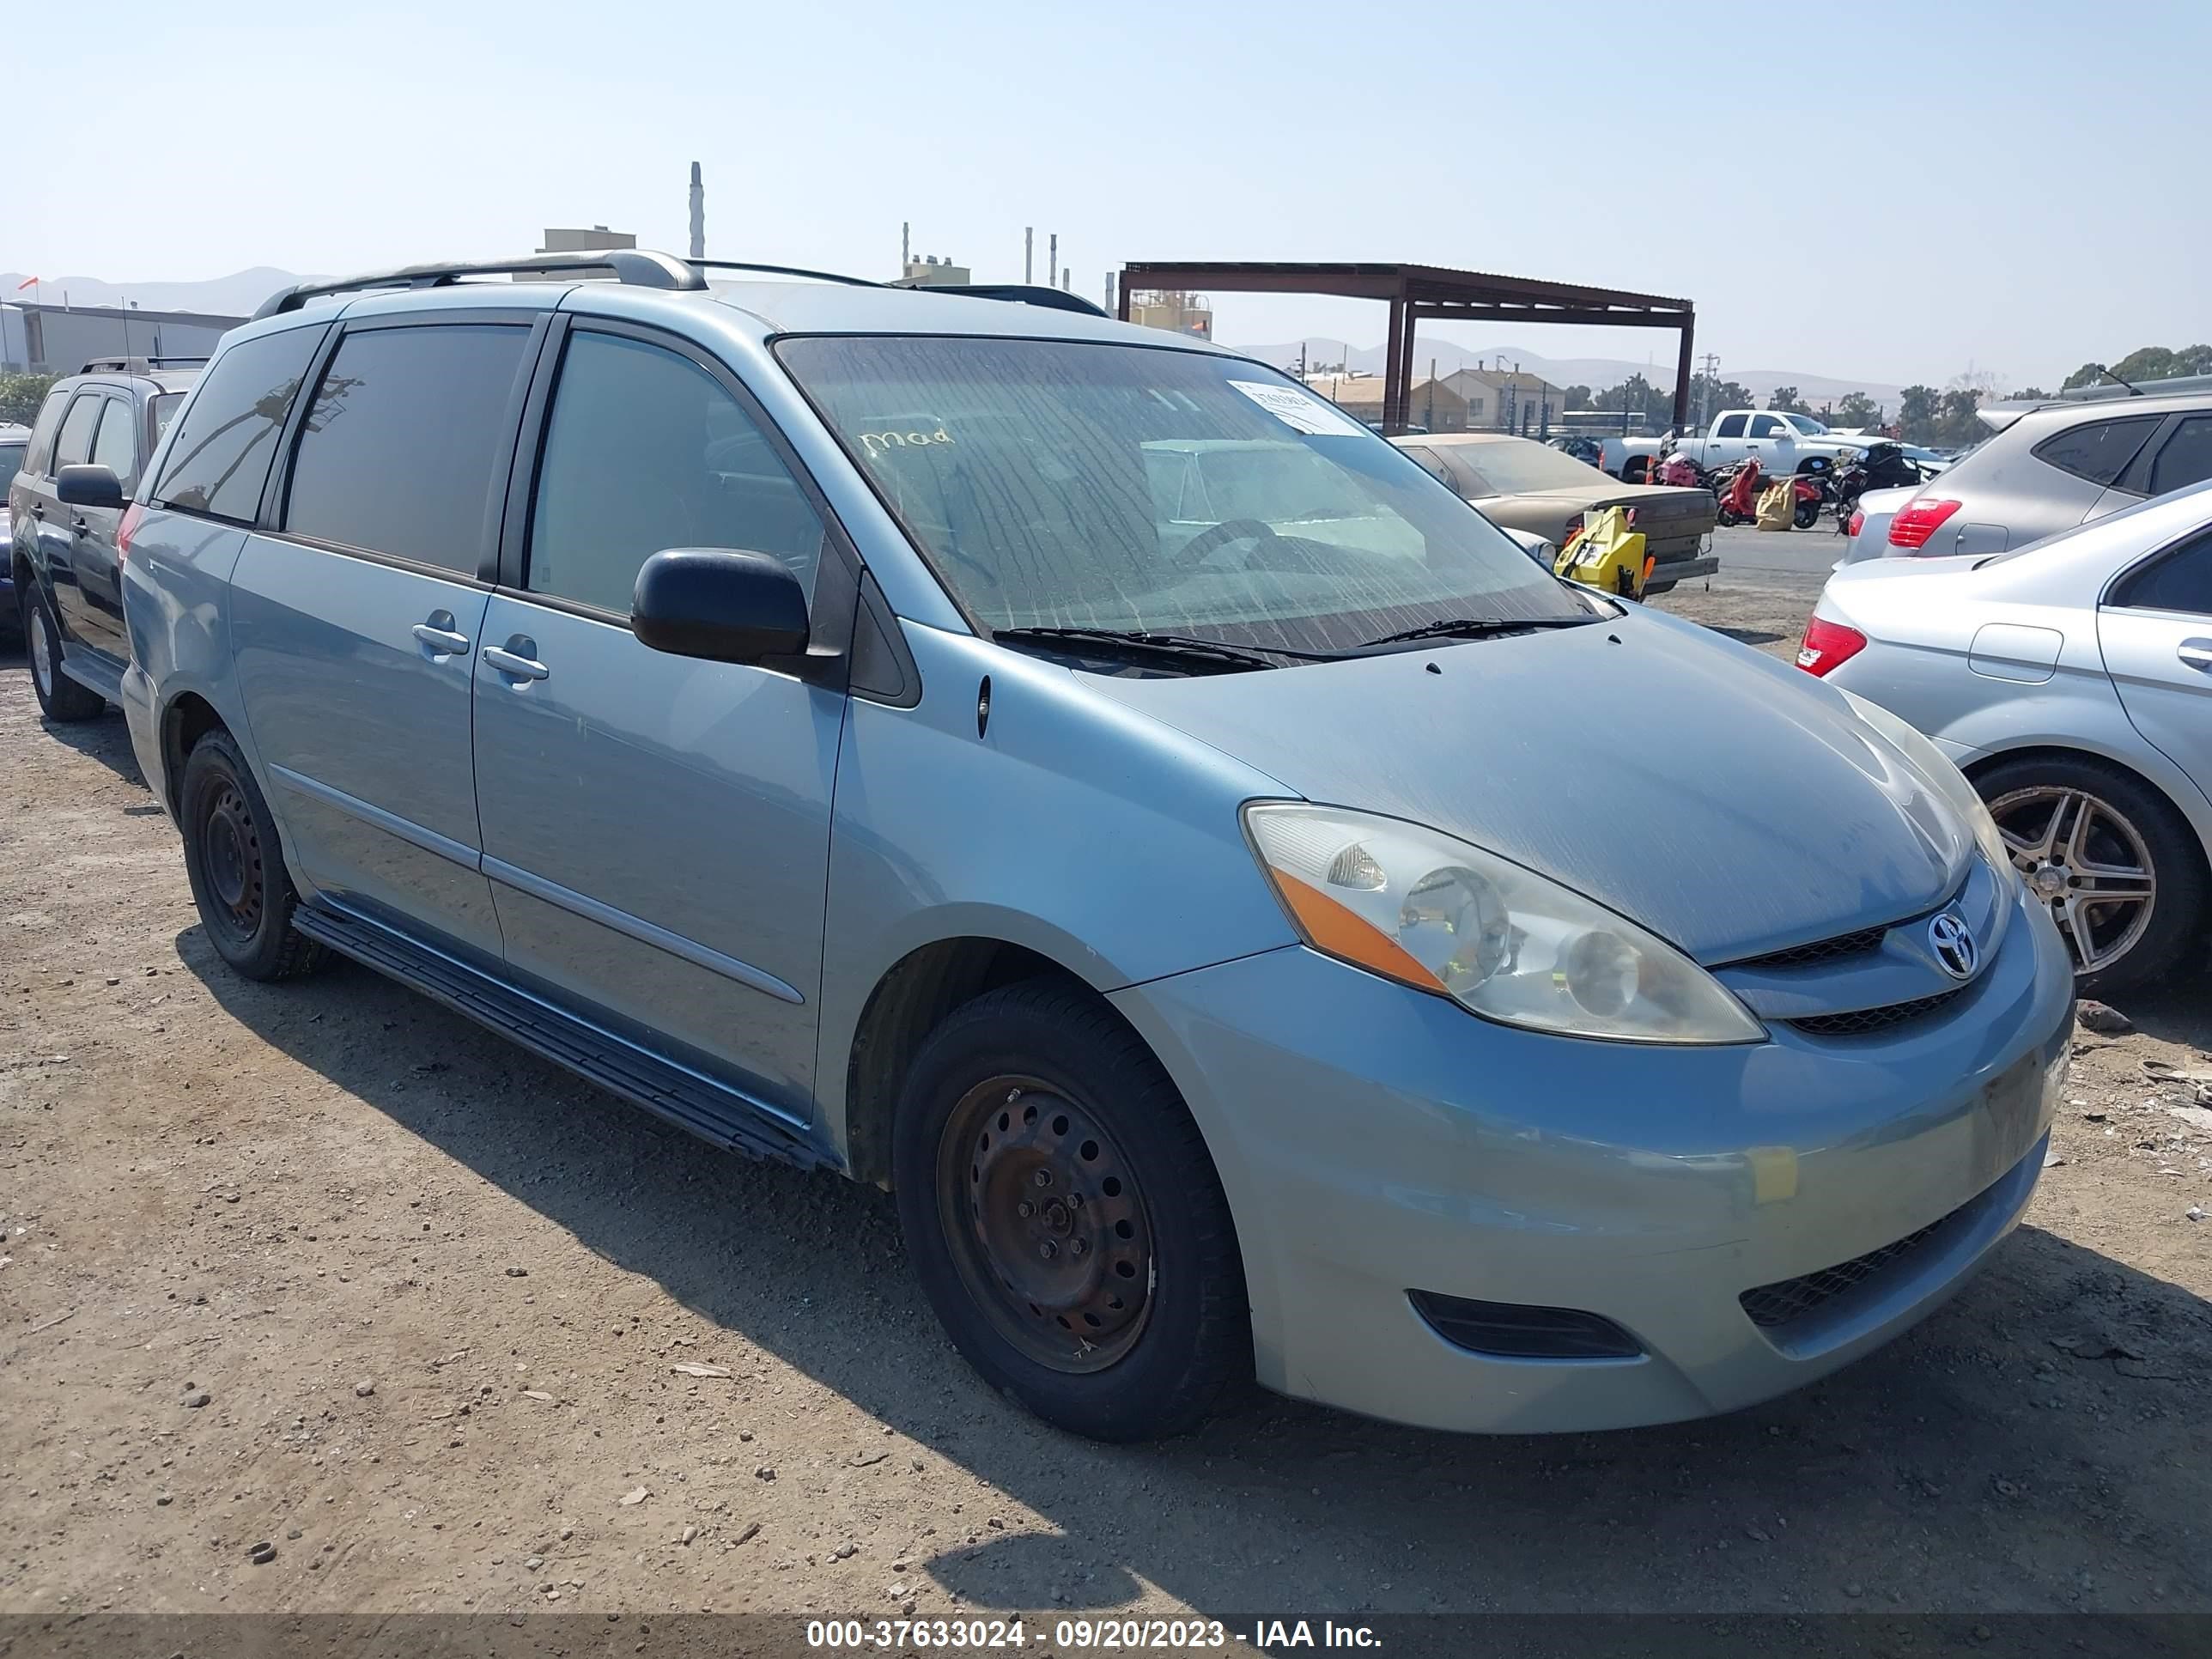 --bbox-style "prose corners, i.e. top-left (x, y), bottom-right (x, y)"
top-left (178, 730), bottom-right (328, 982)
top-left (21, 586), bottom-right (106, 722)
top-left (1793, 499), bottom-right (1820, 530)
top-left (892, 981), bottom-right (1250, 1442)
top-left (1974, 753), bottom-right (2208, 997)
